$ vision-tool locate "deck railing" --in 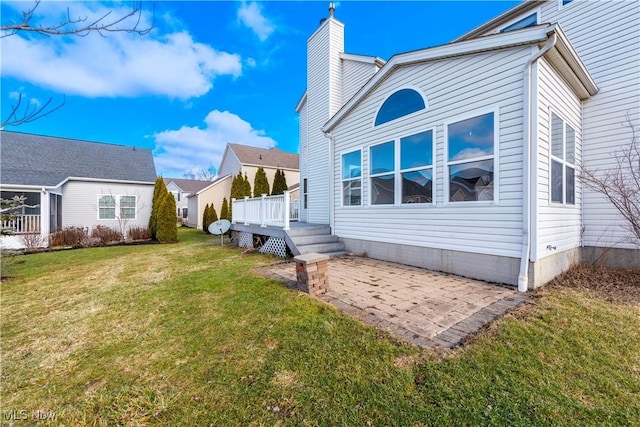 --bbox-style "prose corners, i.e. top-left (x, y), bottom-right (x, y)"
top-left (1, 214), bottom-right (41, 234)
top-left (232, 191), bottom-right (298, 230)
